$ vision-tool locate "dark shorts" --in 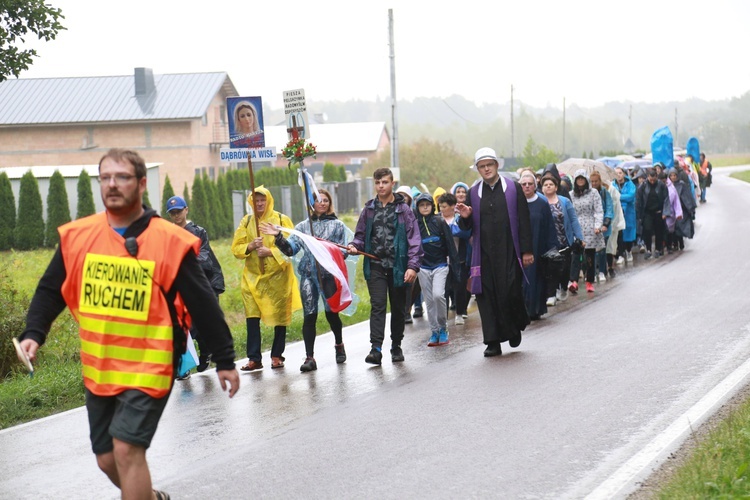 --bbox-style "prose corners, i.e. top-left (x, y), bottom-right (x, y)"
top-left (85, 388), bottom-right (172, 455)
